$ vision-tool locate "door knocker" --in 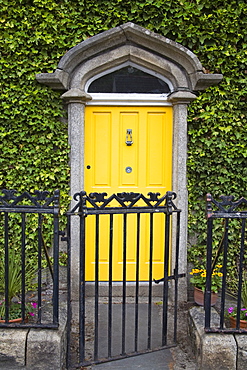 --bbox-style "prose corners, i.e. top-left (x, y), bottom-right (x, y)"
top-left (125, 129), bottom-right (133, 146)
